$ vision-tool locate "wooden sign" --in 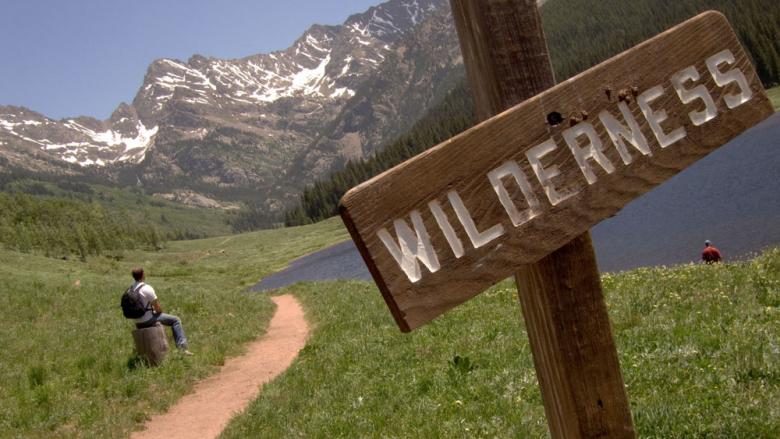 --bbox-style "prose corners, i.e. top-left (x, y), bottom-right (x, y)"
top-left (340, 11), bottom-right (773, 332)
